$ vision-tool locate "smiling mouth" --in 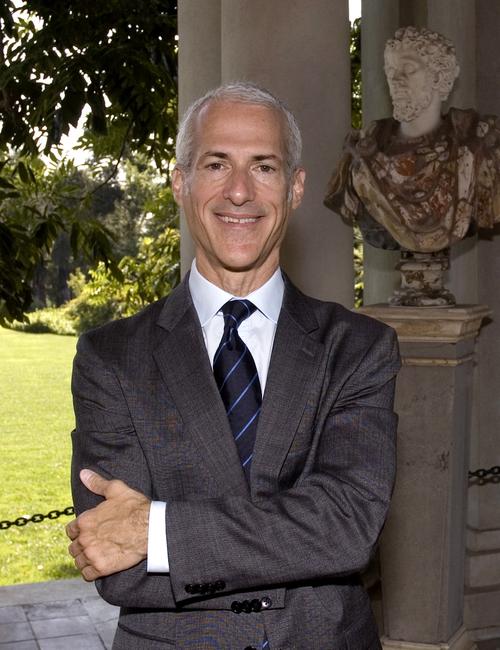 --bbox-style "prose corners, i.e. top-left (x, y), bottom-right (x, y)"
top-left (216, 214), bottom-right (260, 224)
